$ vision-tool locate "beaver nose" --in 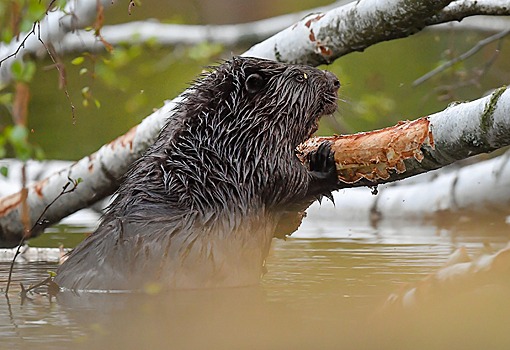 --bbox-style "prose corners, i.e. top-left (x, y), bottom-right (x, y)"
top-left (325, 71), bottom-right (341, 90)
